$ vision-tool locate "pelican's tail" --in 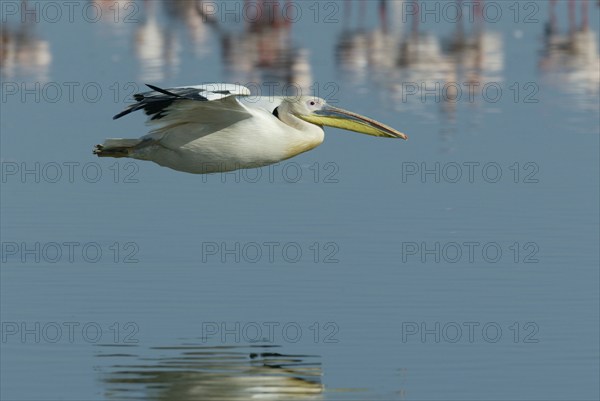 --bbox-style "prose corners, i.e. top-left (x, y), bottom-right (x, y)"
top-left (93, 139), bottom-right (142, 158)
